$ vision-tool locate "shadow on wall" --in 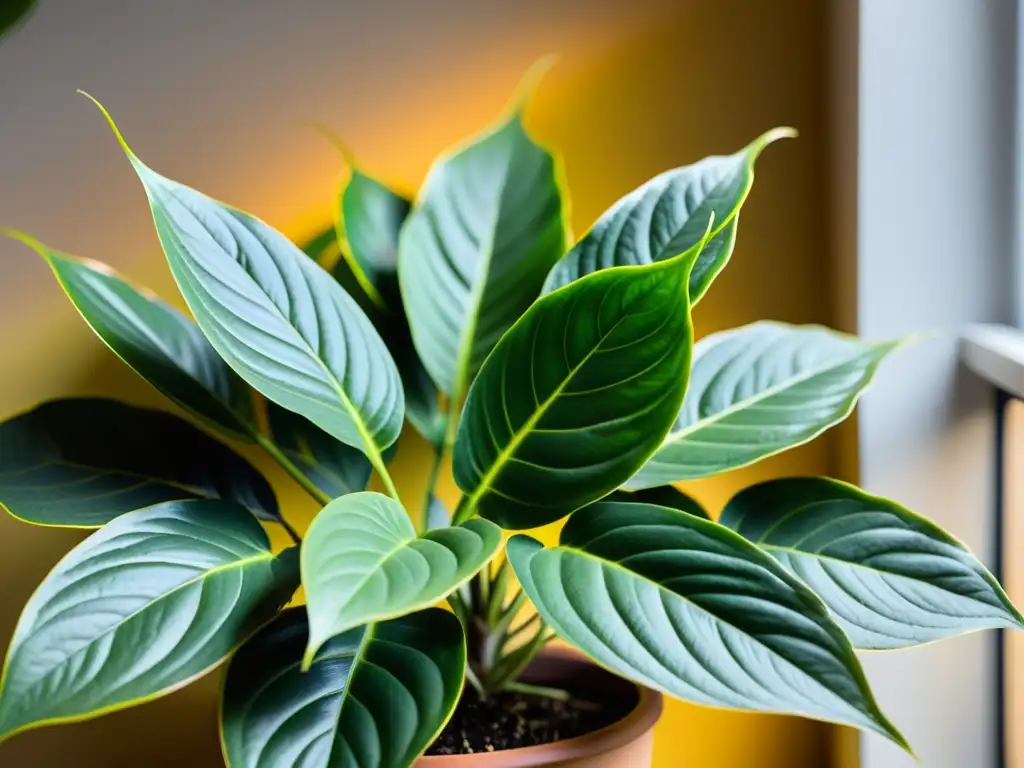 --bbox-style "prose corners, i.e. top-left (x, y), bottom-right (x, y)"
top-left (0, 0), bottom-right (835, 766)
